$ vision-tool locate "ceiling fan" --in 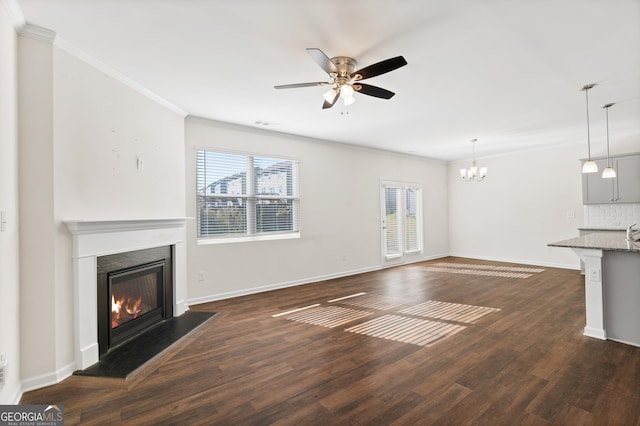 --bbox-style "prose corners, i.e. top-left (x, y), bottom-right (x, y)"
top-left (274, 48), bottom-right (407, 109)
